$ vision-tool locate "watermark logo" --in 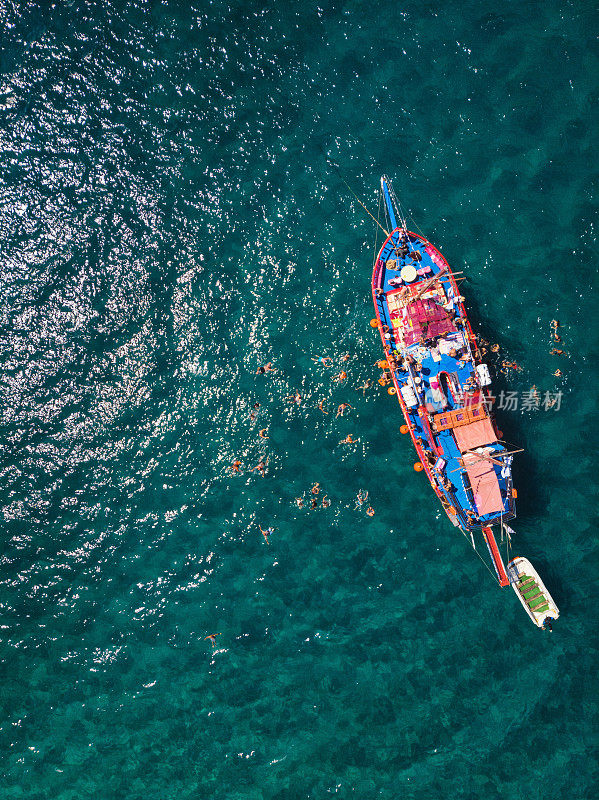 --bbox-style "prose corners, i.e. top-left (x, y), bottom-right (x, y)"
top-left (490, 389), bottom-right (562, 412)
top-left (424, 388), bottom-right (562, 413)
